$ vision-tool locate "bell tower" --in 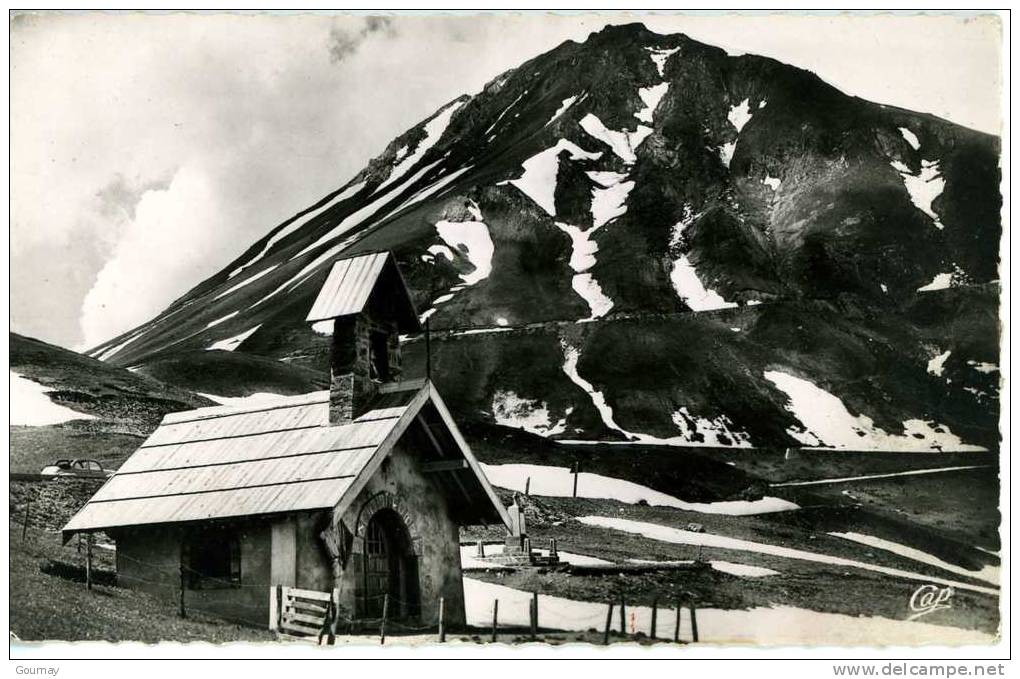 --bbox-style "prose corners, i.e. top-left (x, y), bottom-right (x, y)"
top-left (306, 252), bottom-right (422, 425)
